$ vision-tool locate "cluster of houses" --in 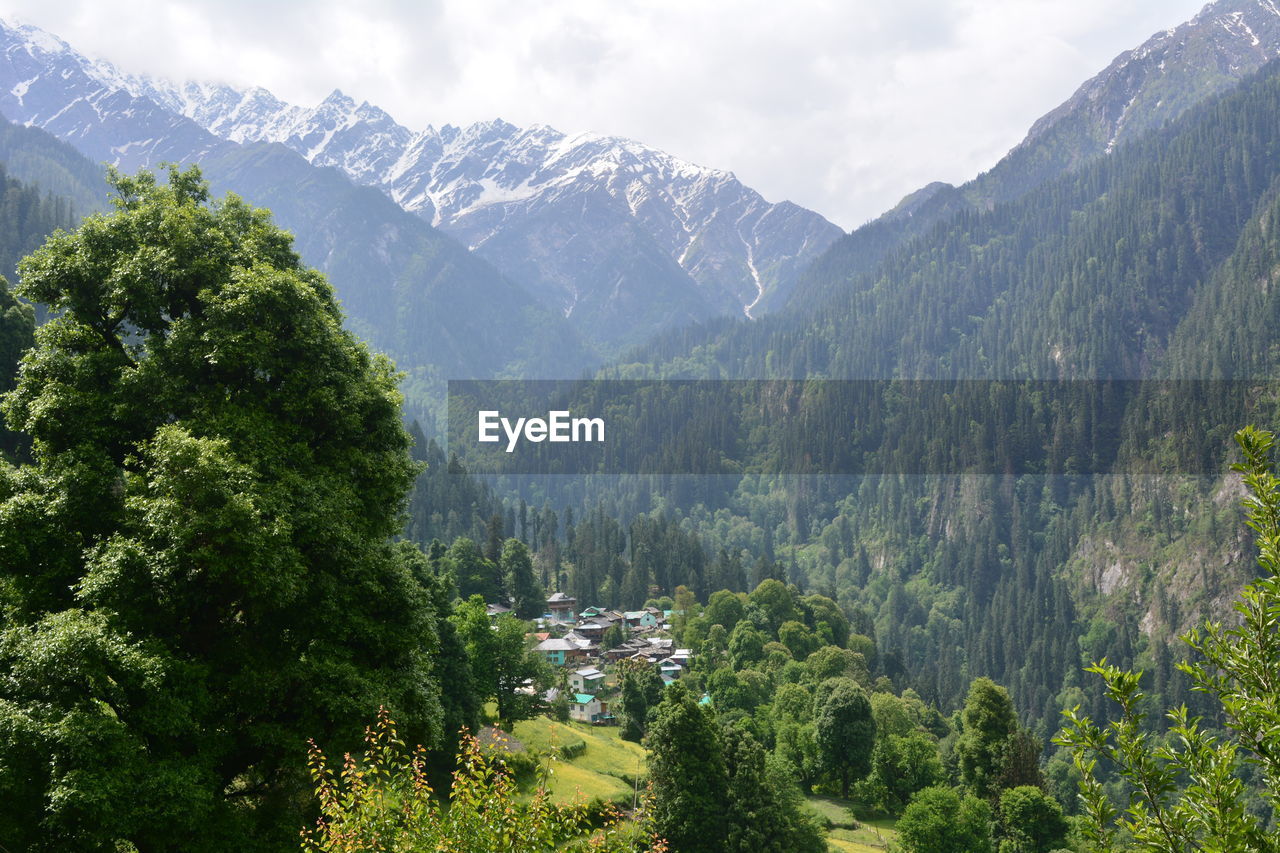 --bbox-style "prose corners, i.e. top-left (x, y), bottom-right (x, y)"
top-left (532, 592), bottom-right (693, 724)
